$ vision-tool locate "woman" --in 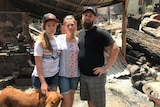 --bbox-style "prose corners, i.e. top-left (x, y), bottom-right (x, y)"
top-left (57, 15), bottom-right (80, 107)
top-left (32, 13), bottom-right (60, 94)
